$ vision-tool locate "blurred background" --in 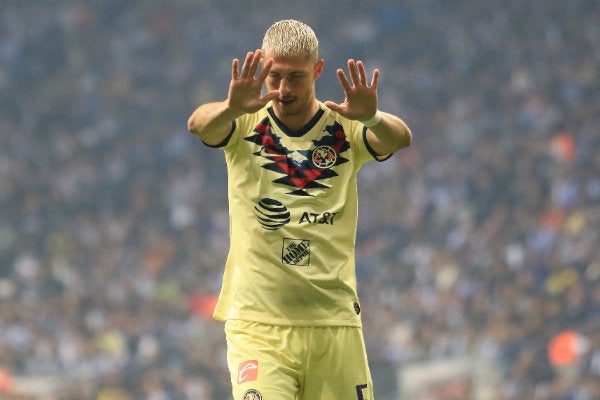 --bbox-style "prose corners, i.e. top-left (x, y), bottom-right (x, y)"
top-left (1, 0), bottom-right (599, 399)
